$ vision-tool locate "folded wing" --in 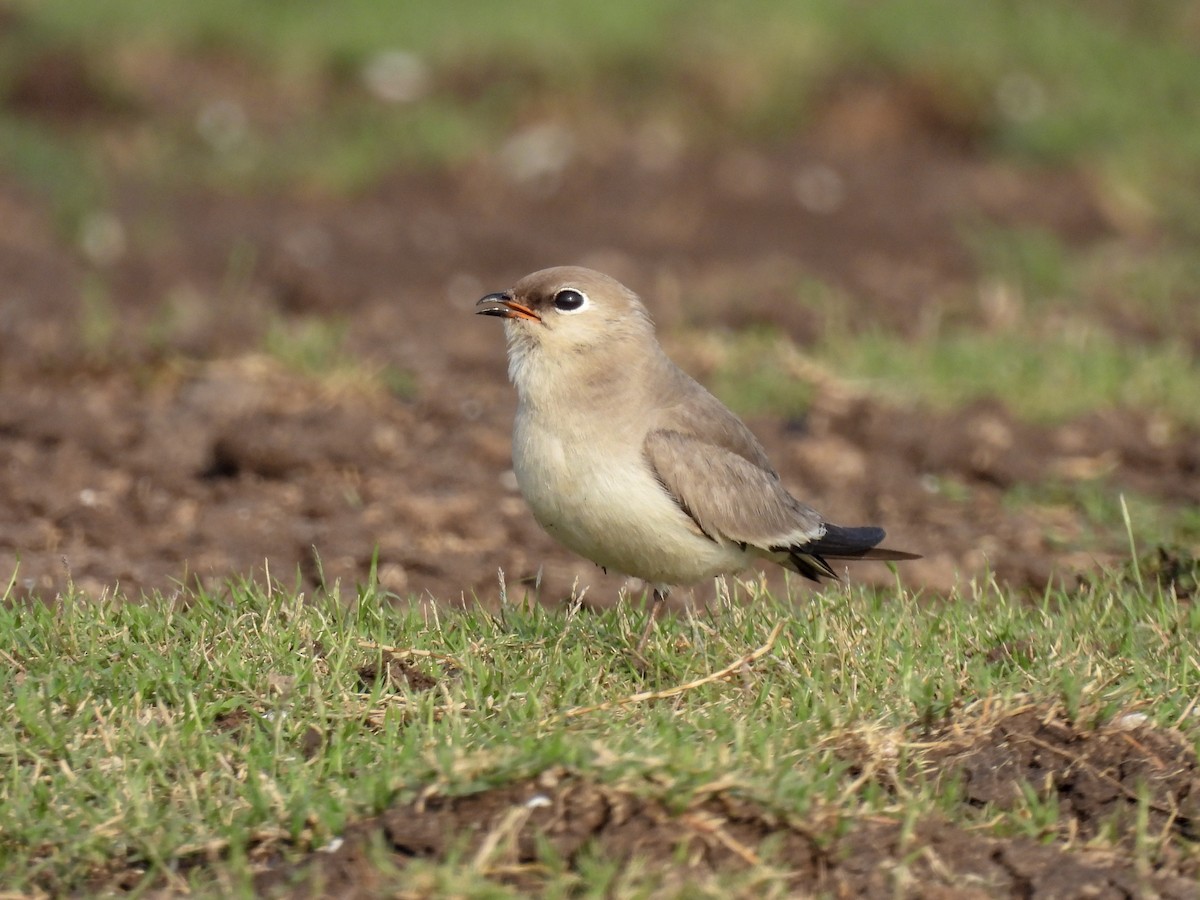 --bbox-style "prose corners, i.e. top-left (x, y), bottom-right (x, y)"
top-left (643, 429), bottom-right (918, 581)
